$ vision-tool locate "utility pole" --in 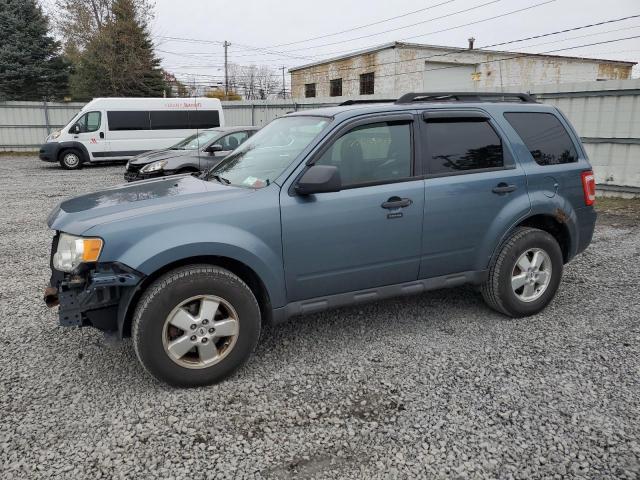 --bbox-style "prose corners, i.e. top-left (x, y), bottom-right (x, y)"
top-left (223, 41), bottom-right (231, 97)
top-left (280, 66), bottom-right (286, 99)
